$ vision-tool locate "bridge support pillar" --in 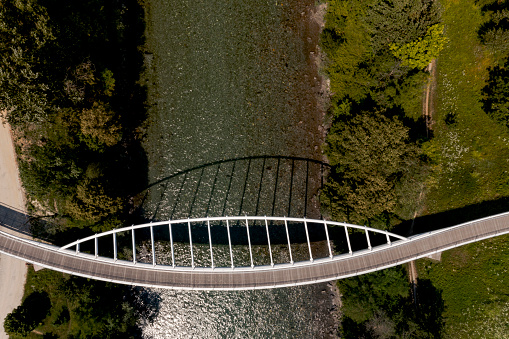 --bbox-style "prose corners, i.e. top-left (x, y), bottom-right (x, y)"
top-left (426, 252), bottom-right (442, 261)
